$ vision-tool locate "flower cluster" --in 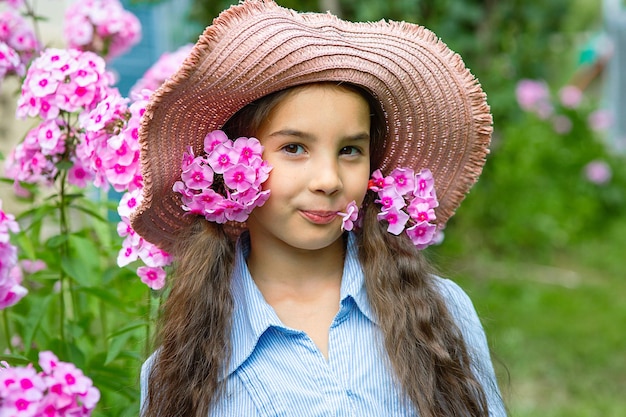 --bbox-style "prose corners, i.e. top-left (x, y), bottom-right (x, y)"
top-left (0, 351), bottom-right (100, 416)
top-left (63, 0), bottom-right (141, 61)
top-left (174, 130), bottom-right (272, 224)
top-left (369, 168), bottom-right (440, 249)
top-left (117, 190), bottom-right (172, 290)
top-left (0, 201), bottom-right (27, 310)
top-left (6, 48), bottom-right (115, 188)
top-left (0, 8), bottom-right (40, 84)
